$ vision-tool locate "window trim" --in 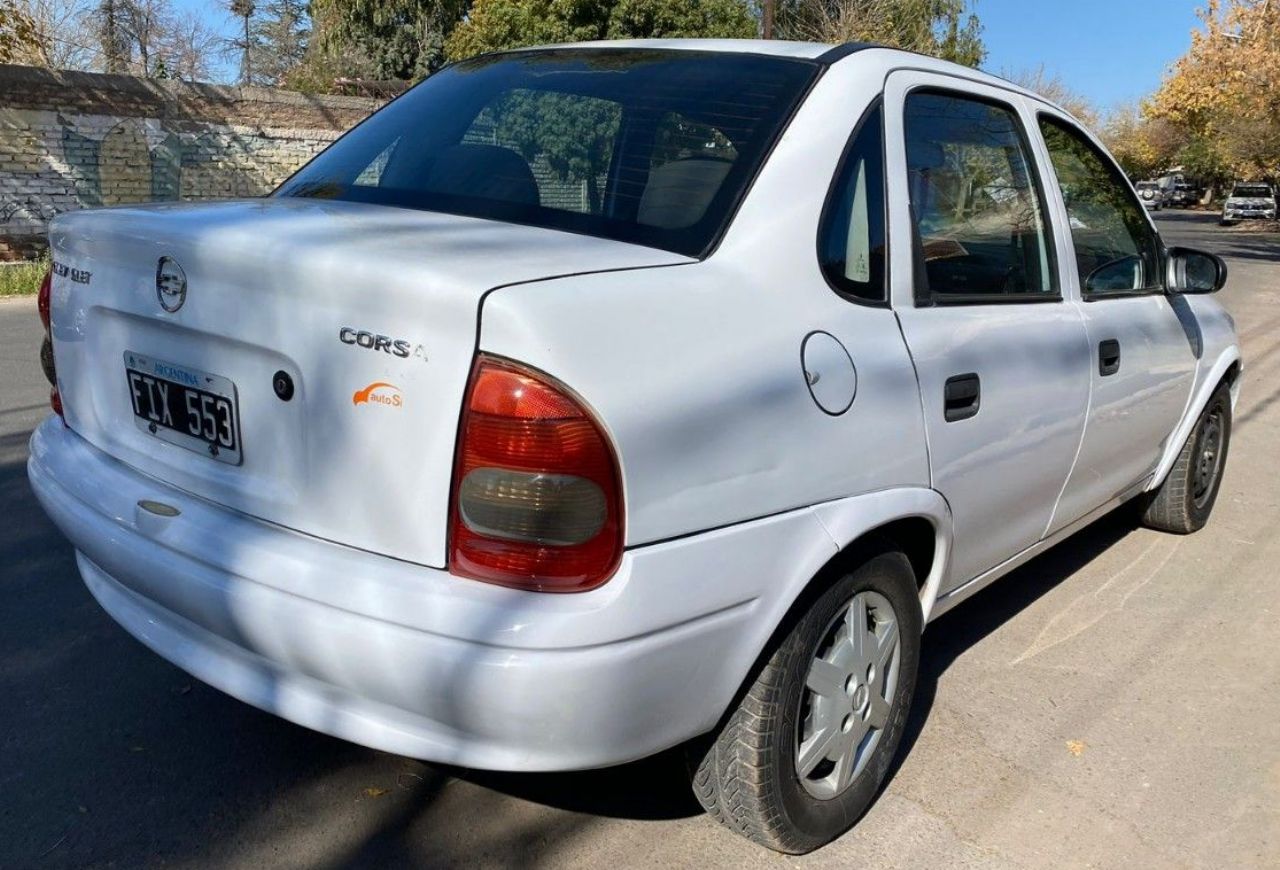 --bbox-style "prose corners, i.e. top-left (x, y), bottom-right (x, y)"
top-left (1034, 111), bottom-right (1166, 302)
top-left (816, 98), bottom-right (890, 307)
top-left (903, 86), bottom-right (1063, 308)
